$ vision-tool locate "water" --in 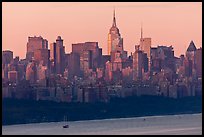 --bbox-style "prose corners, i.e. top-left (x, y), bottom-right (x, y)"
top-left (2, 113), bottom-right (202, 135)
